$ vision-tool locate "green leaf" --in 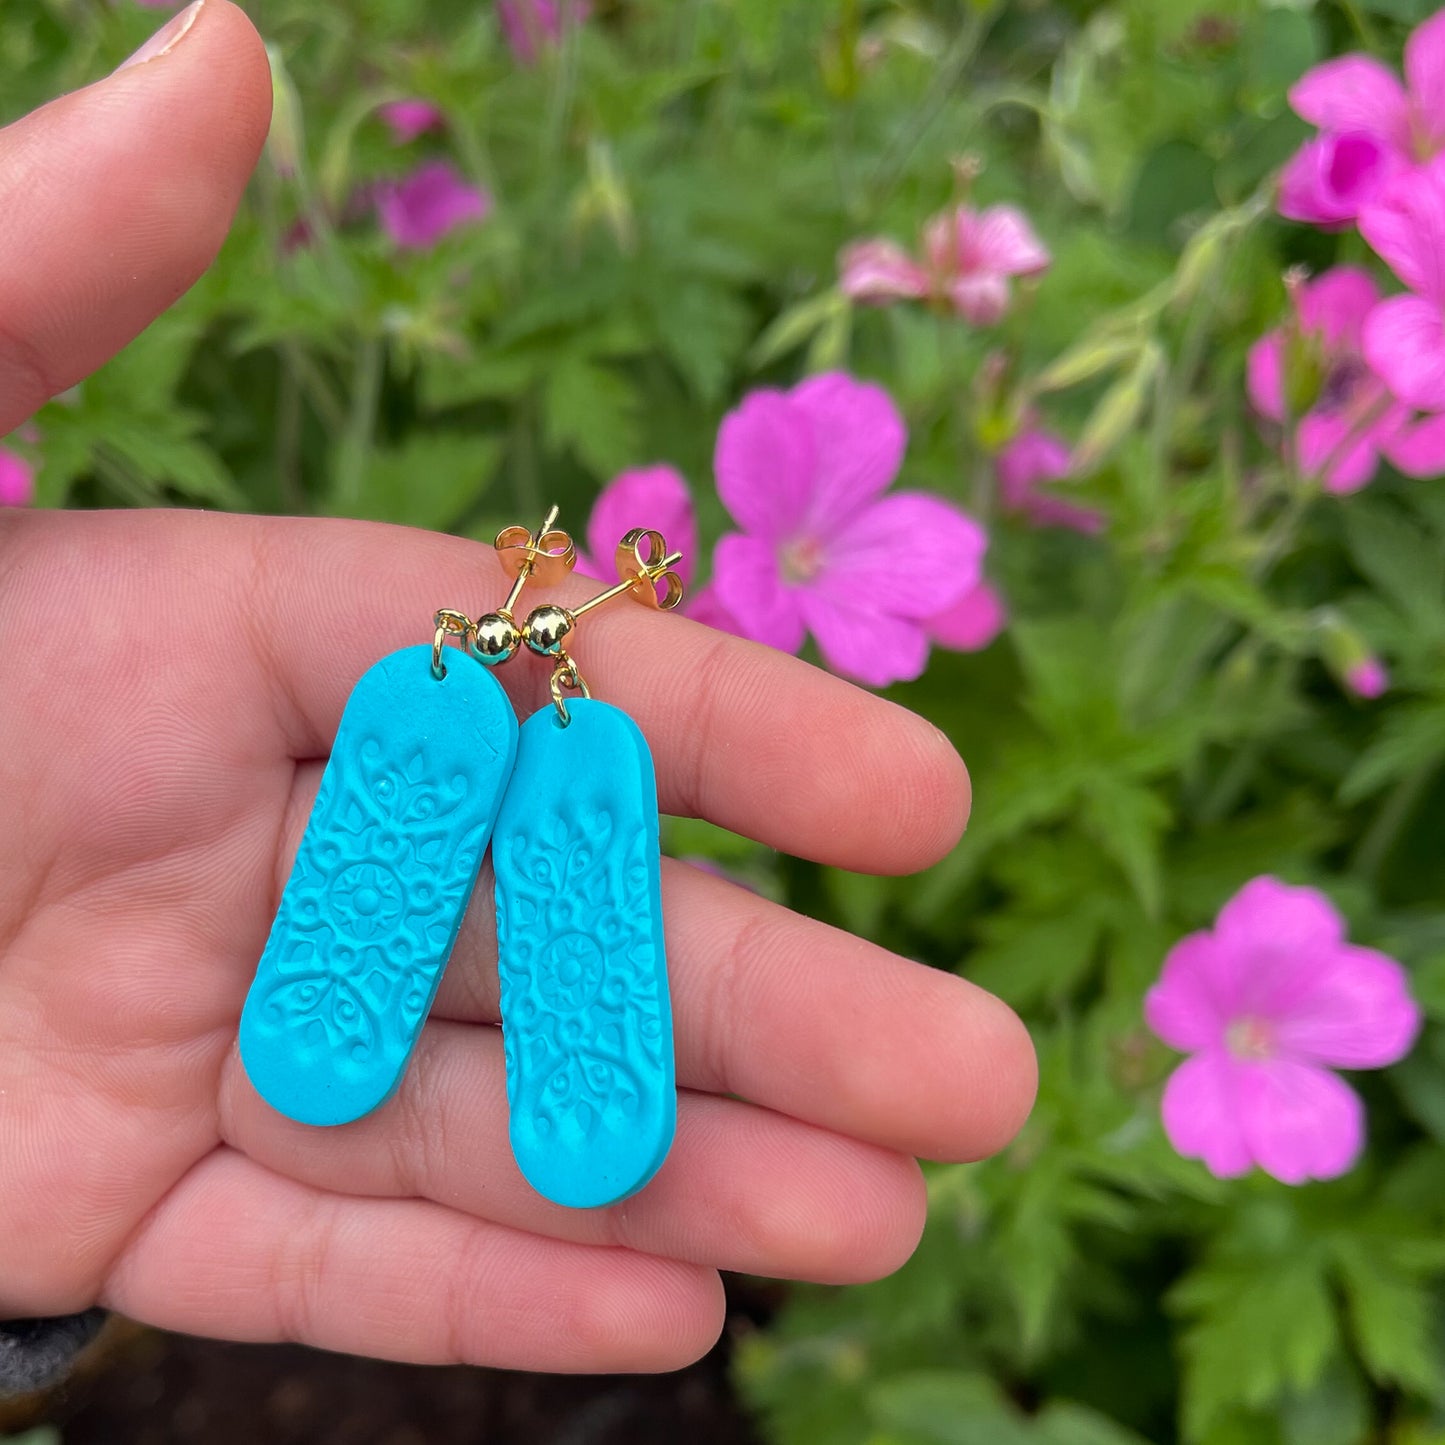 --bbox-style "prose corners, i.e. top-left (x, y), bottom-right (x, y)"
top-left (1172, 1250), bottom-right (1338, 1441)
top-left (1344, 501), bottom-right (1445, 634)
top-left (1332, 1237), bottom-right (1443, 1395)
top-left (868, 1372), bottom-right (1032, 1445)
top-left (1035, 1403), bottom-right (1154, 1445)
top-left (542, 353), bottom-right (641, 479)
top-left (346, 431), bottom-right (503, 530)
top-left (1338, 701), bottom-right (1445, 804)
top-left (1082, 775), bottom-right (1169, 916)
